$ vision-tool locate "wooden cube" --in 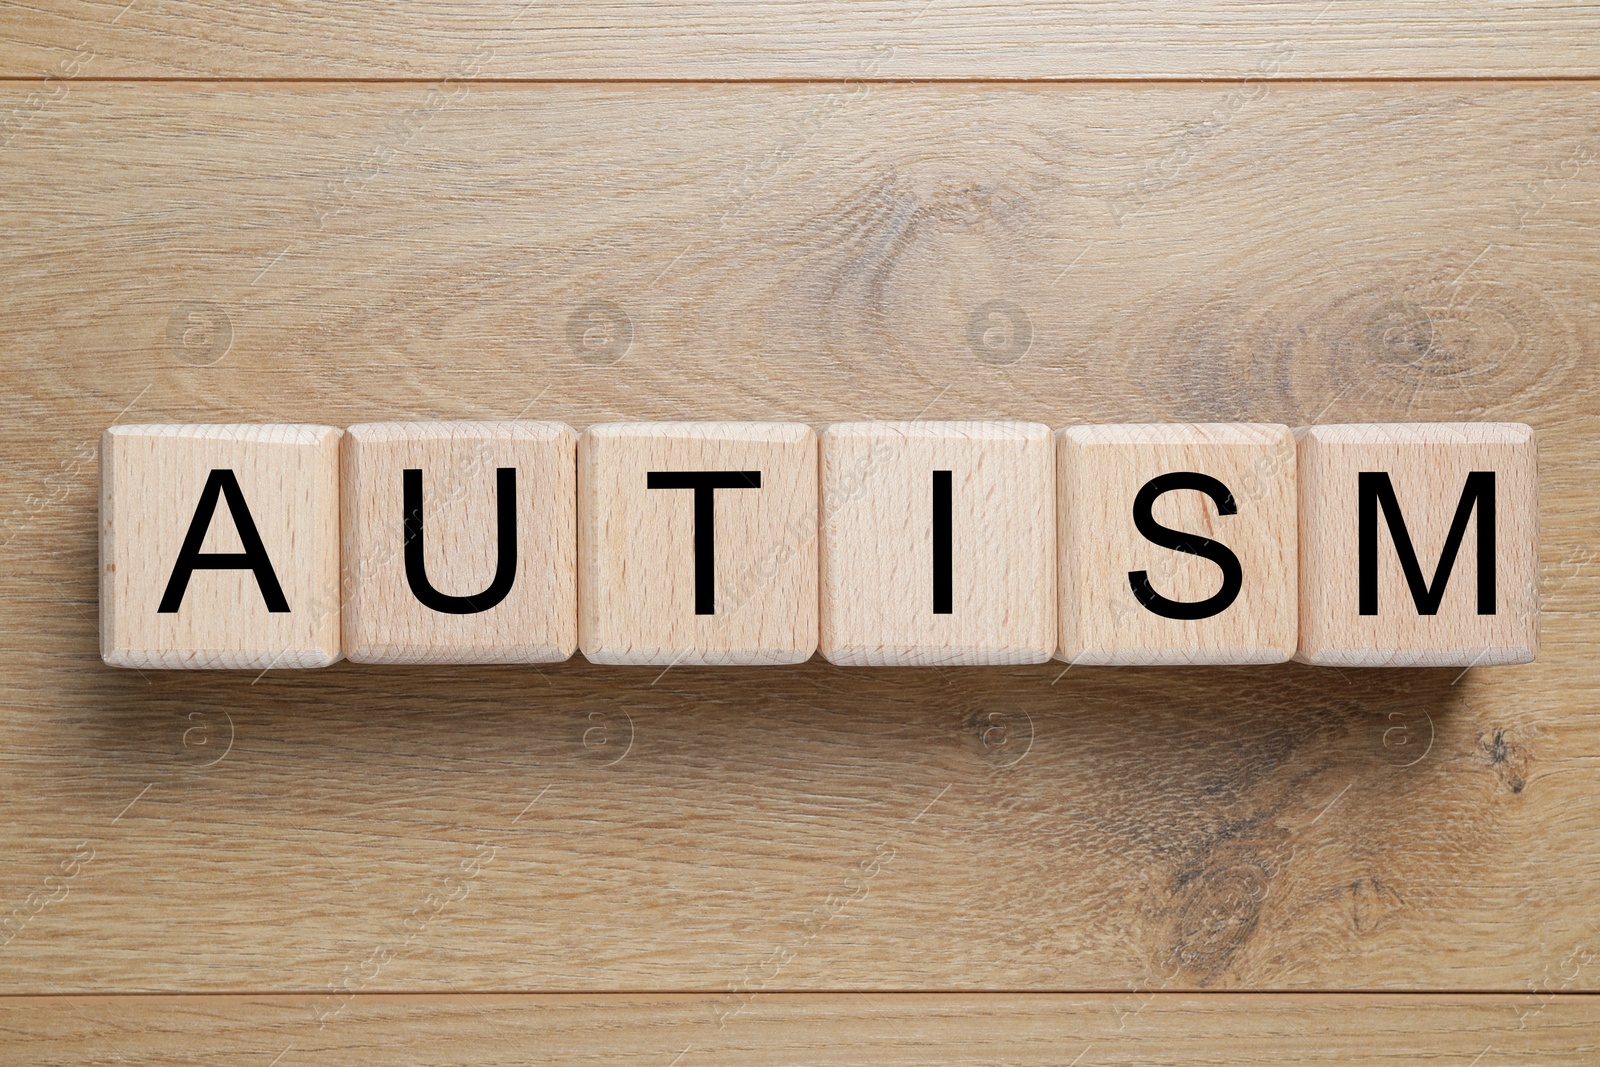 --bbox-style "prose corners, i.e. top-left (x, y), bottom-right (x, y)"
top-left (100, 424), bottom-right (342, 669)
top-left (1057, 424), bottom-right (1298, 665)
top-left (578, 422), bottom-right (817, 665)
top-left (341, 422), bottom-right (577, 664)
top-left (818, 421), bottom-right (1055, 666)
top-left (1297, 423), bottom-right (1538, 667)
